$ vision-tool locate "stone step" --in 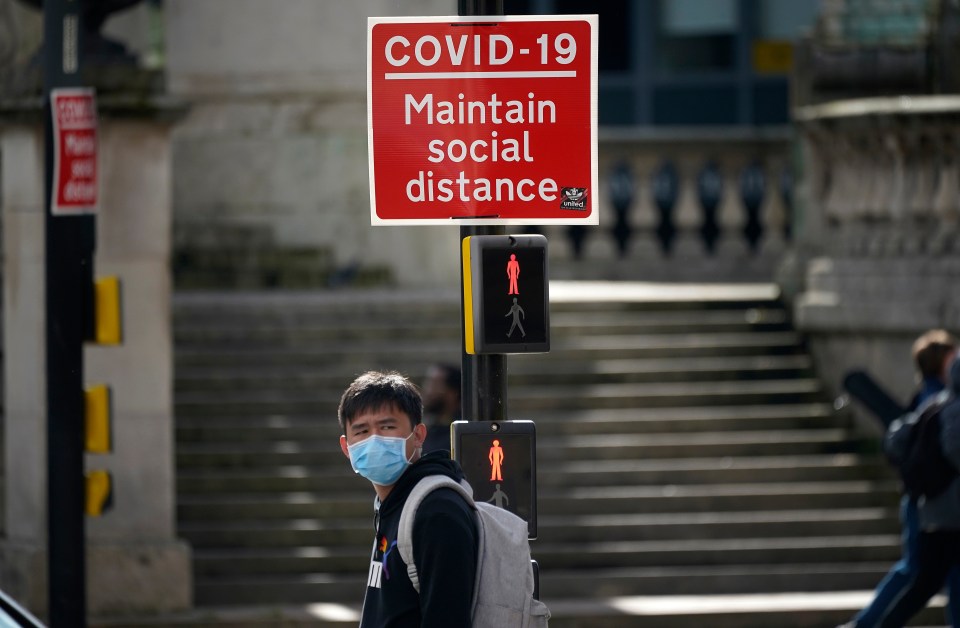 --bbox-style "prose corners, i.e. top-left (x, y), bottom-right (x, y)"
top-left (177, 457), bottom-right (889, 496)
top-left (176, 454), bottom-right (890, 495)
top-left (177, 480), bottom-right (899, 521)
top-left (540, 564), bottom-right (897, 598)
top-left (542, 454), bottom-right (890, 486)
top-left (174, 403), bottom-right (841, 442)
top-left (190, 576), bottom-right (365, 609)
top-left (175, 428), bottom-right (869, 469)
top-left (171, 283), bottom-right (780, 320)
top-left (536, 429), bottom-right (868, 461)
top-left (174, 354), bottom-right (815, 392)
top-left (173, 379), bottom-right (825, 417)
top-left (173, 302), bottom-right (781, 321)
top-left (191, 534), bottom-right (901, 578)
top-left (88, 593), bottom-right (947, 627)
top-left (527, 402), bottom-right (837, 430)
top-left (175, 411), bottom-right (842, 444)
top-left (169, 283), bottom-right (914, 624)
top-left (172, 308), bottom-right (791, 345)
top-left (508, 354), bottom-right (813, 384)
top-left (513, 379), bottom-right (825, 411)
top-left (541, 591), bottom-right (946, 628)
top-left (536, 534), bottom-right (901, 570)
top-left (173, 331), bottom-right (805, 369)
top-left (537, 508), bottom-right (899, 543)
top-left (179, 507), bottom-right (898, 550)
